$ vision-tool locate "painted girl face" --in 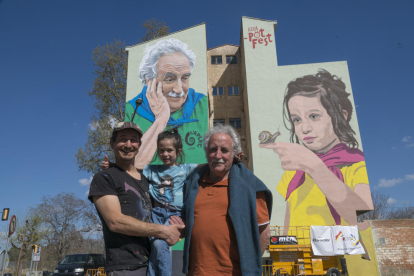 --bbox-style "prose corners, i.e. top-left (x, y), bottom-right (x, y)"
top-left (288, 93), bottom-right (340, 153)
